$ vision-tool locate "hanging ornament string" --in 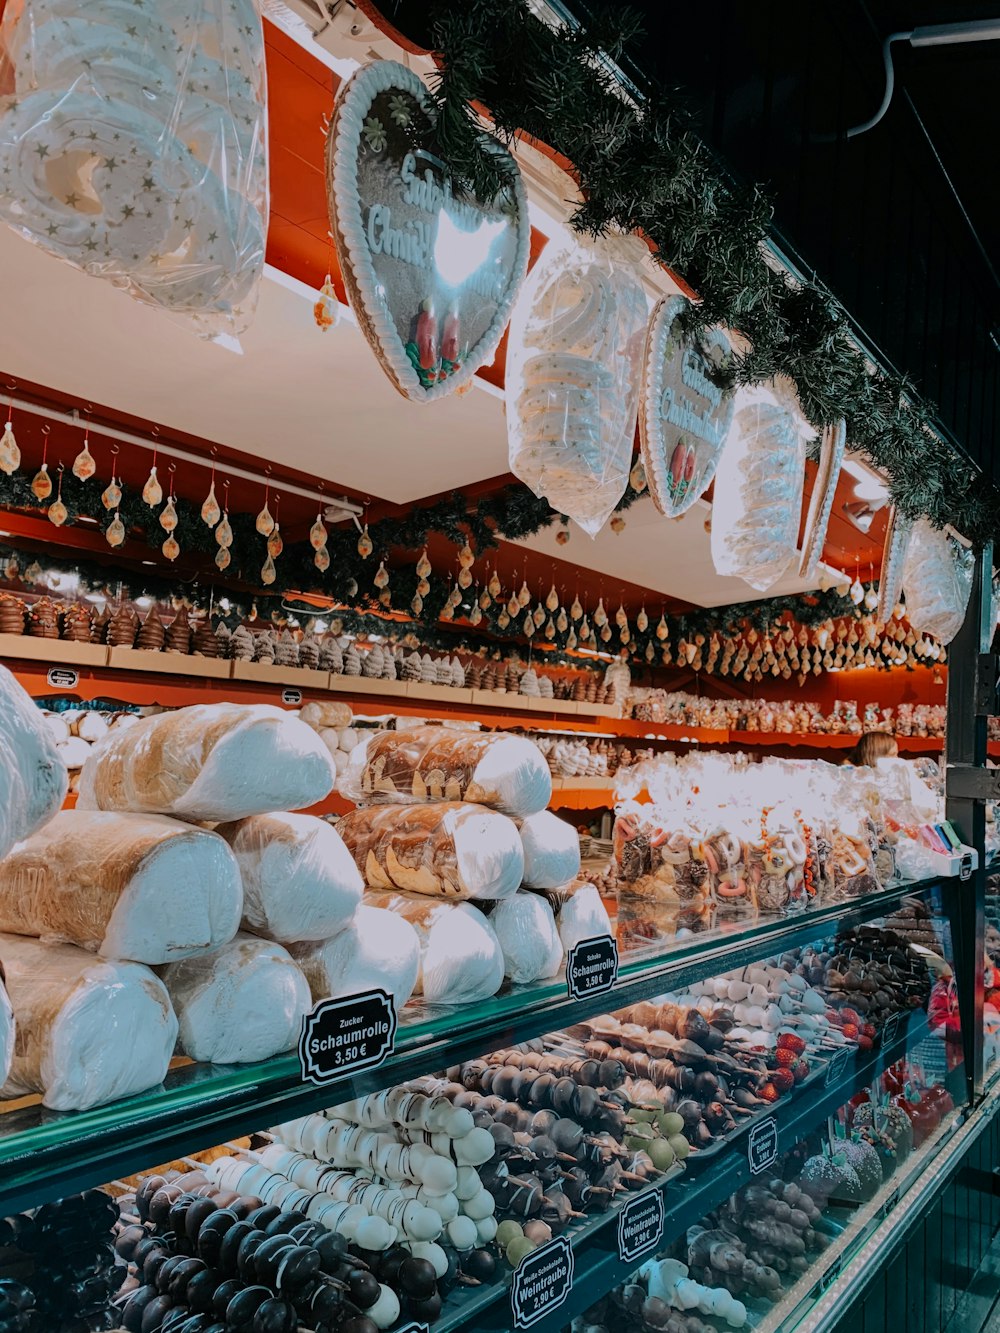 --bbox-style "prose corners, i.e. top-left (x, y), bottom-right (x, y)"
top-left (72, 425), bottom-right (95, 481)
top-left (256, 481), bottom-right (274, 536)
top-left (161, 465), bottom-right (180, 561)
